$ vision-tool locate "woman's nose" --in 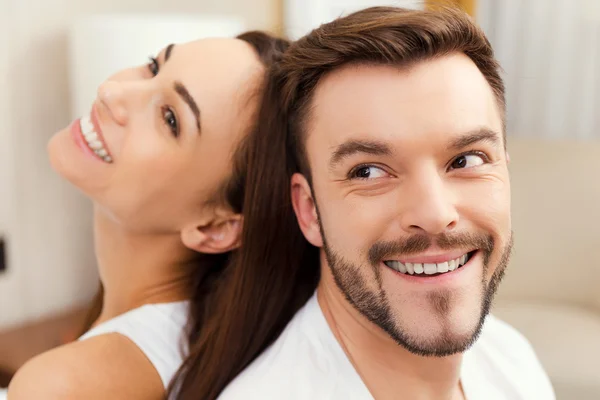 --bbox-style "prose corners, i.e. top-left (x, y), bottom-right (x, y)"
top-left (96, 80), bottom-right (130, 126)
